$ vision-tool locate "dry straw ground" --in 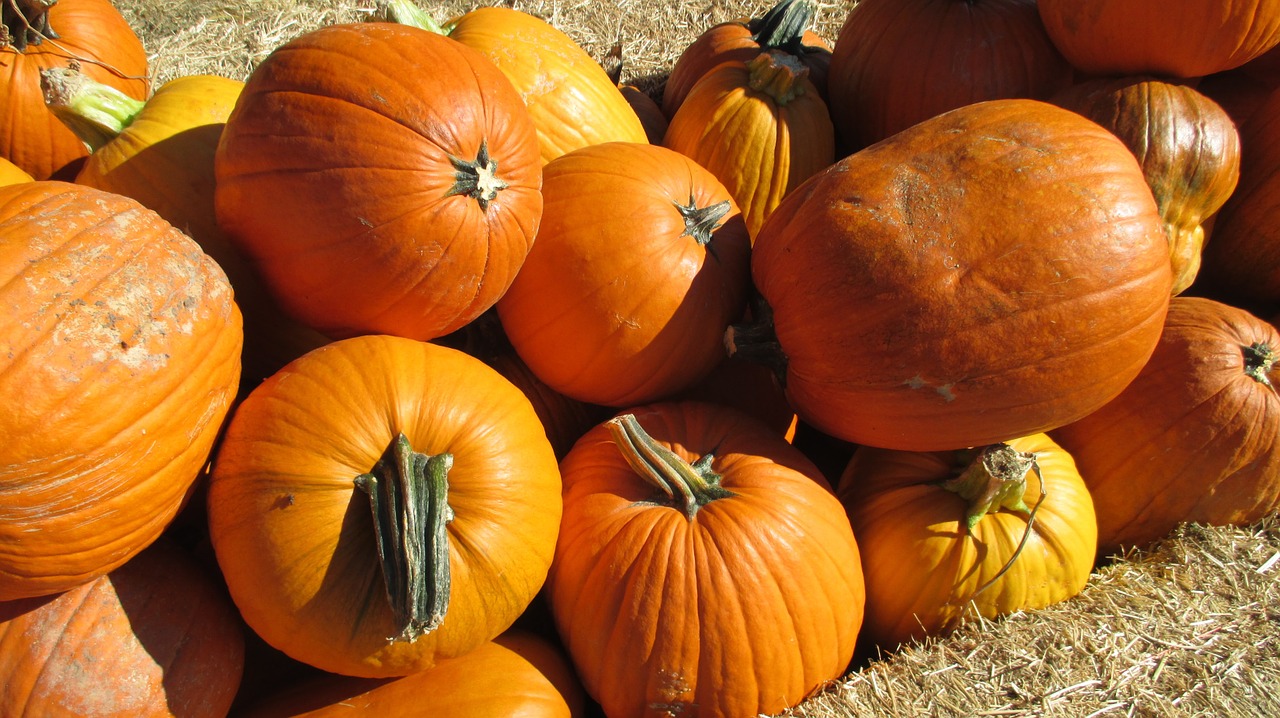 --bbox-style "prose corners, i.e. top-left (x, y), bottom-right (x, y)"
top-left (111, 1), bottom-right (1280, 716)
